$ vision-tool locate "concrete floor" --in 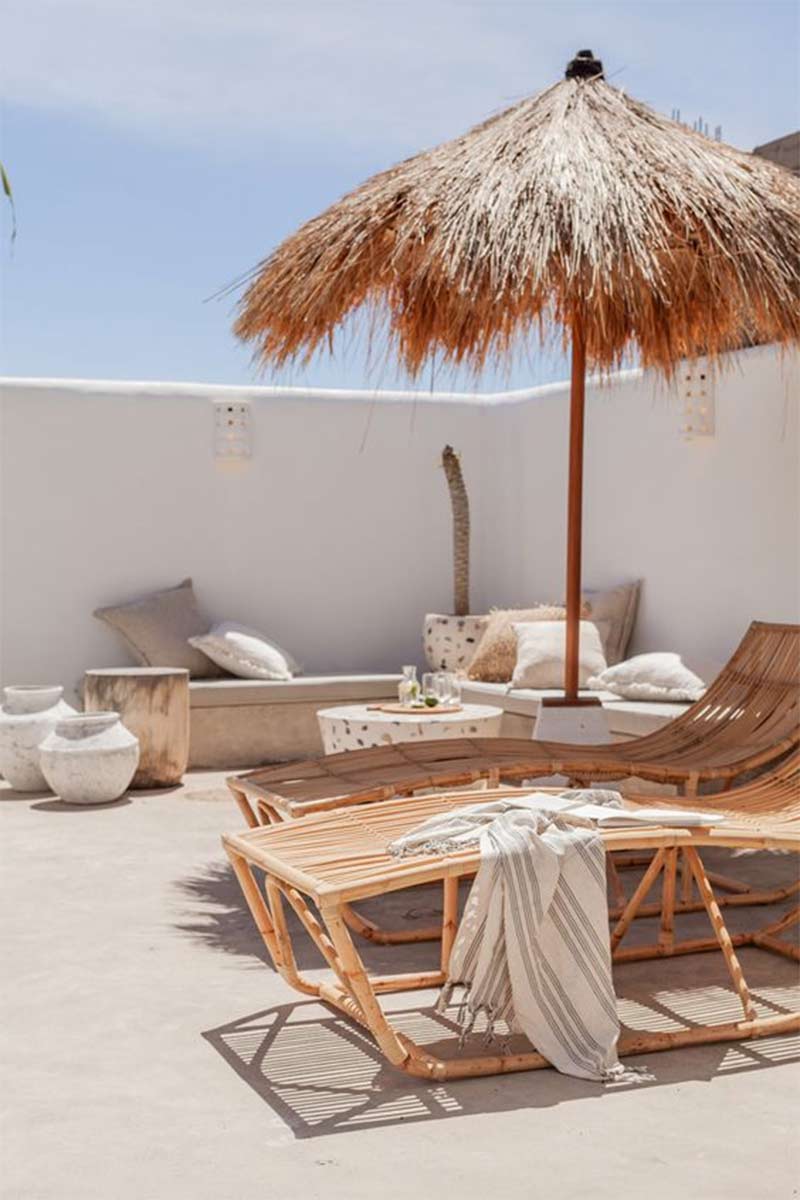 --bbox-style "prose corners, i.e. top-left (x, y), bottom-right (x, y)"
top-left (2, 772), bottom-right (799, 1200)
